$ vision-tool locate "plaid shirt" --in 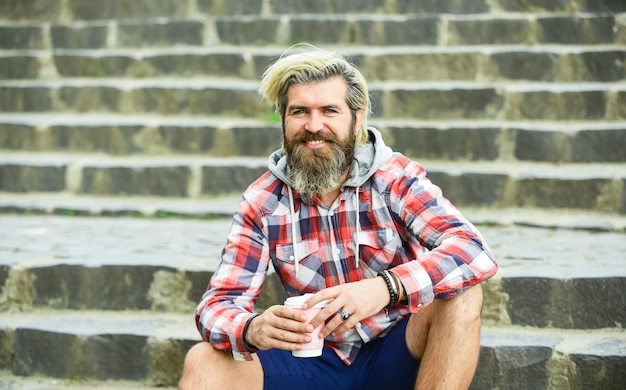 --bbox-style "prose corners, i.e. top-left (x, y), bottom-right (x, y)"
top-left (196, 151), bottom-right (498, 365)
